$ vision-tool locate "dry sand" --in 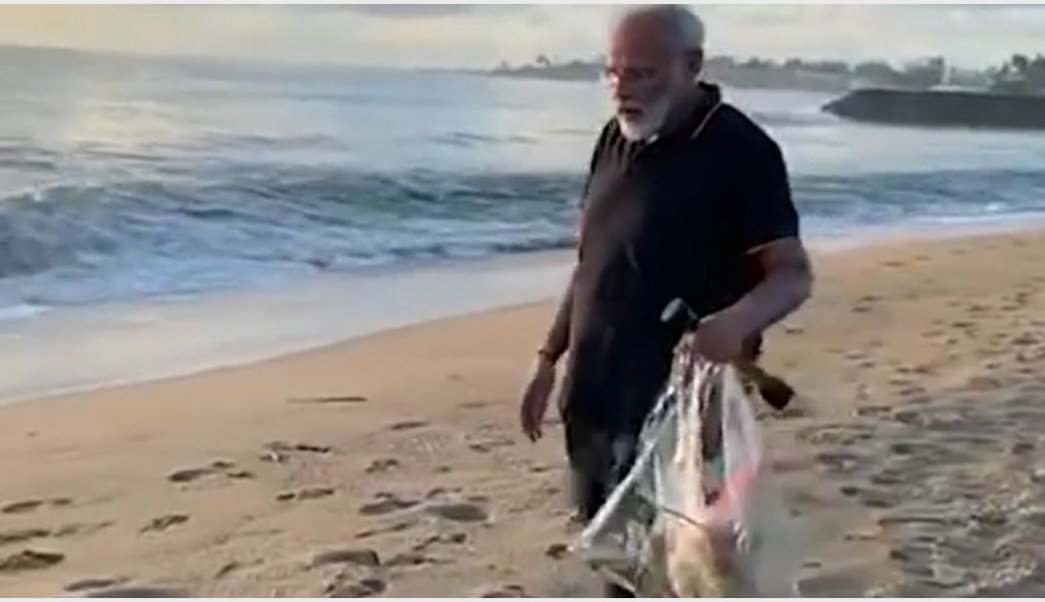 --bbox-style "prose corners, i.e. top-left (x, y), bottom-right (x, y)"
top-left (3, 229), bottom-right (1045, 597)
